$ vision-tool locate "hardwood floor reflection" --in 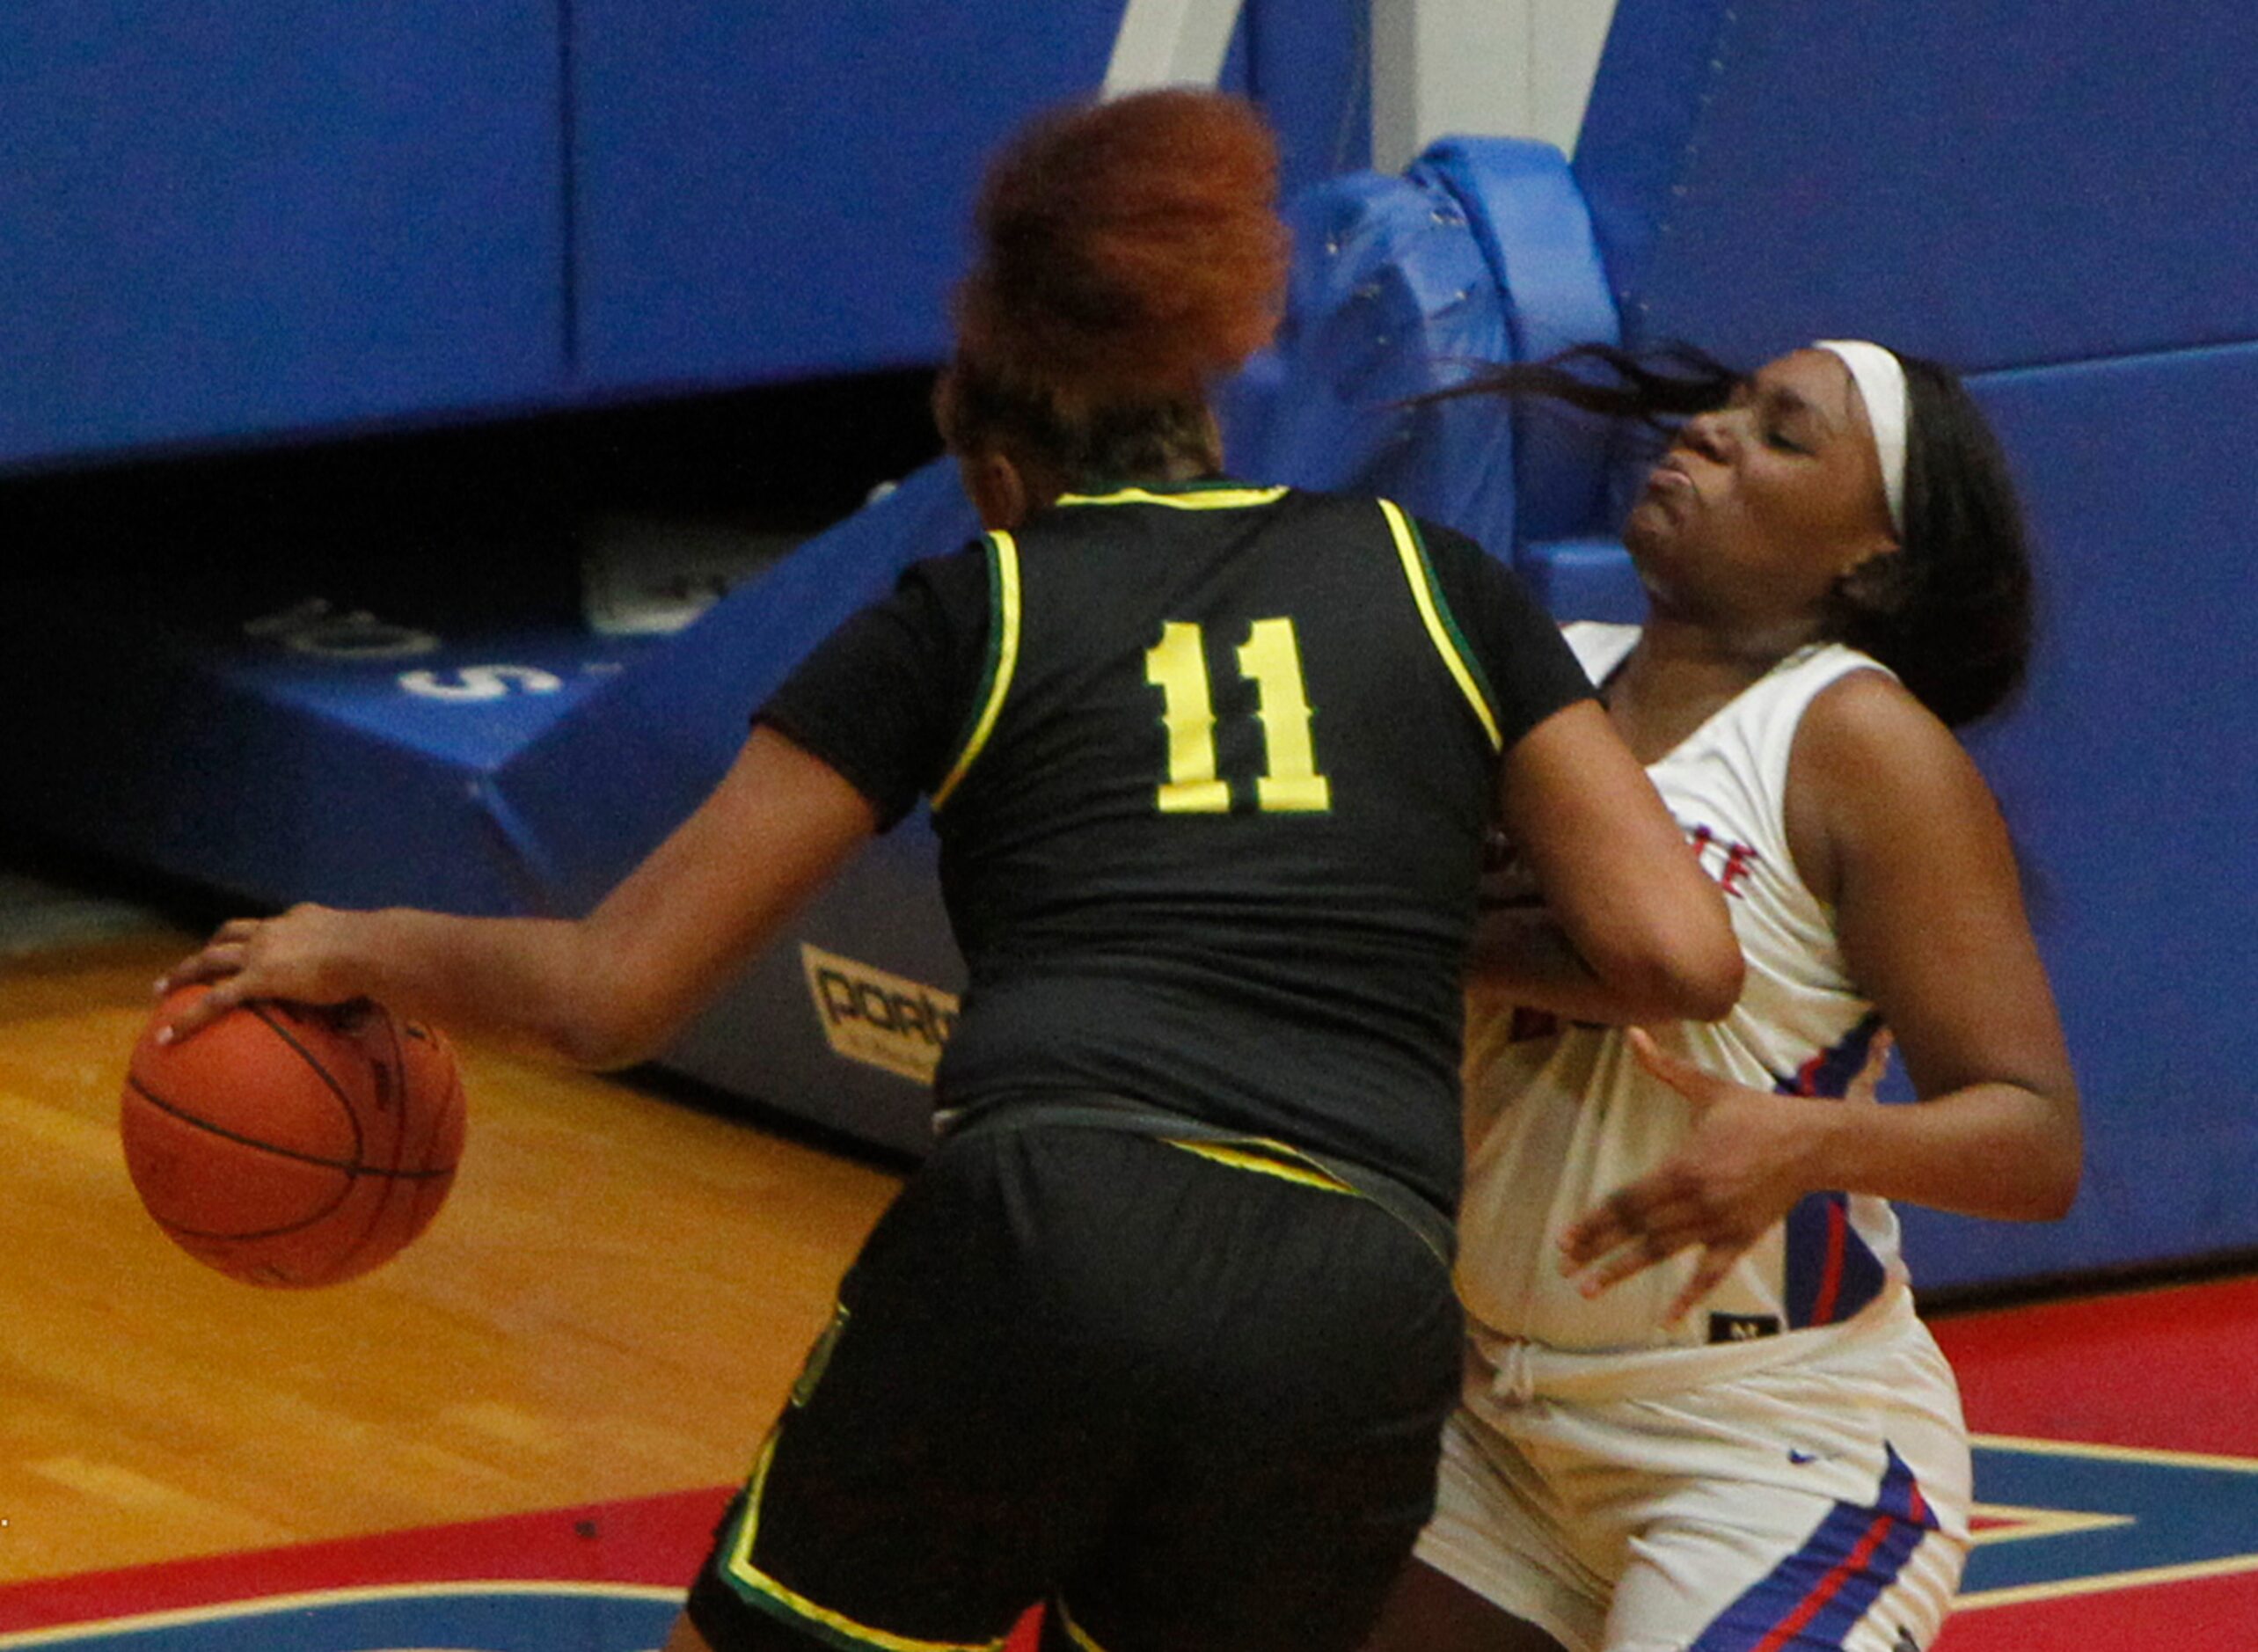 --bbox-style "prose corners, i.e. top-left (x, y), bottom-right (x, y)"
top-left (0, 929), bottom-right (902, 1583)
